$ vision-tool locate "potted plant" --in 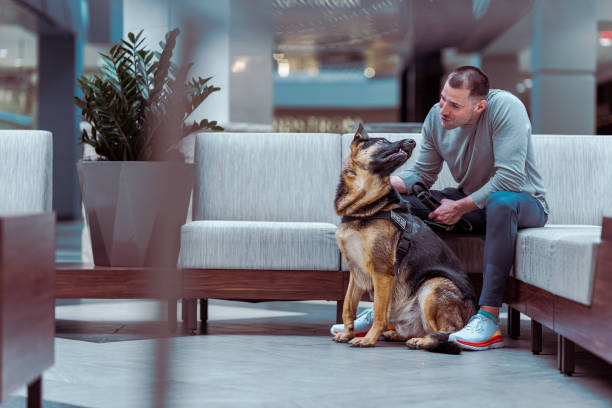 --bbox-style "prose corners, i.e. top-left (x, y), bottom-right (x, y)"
top-left (74, 28), bottom-right (222, 267)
